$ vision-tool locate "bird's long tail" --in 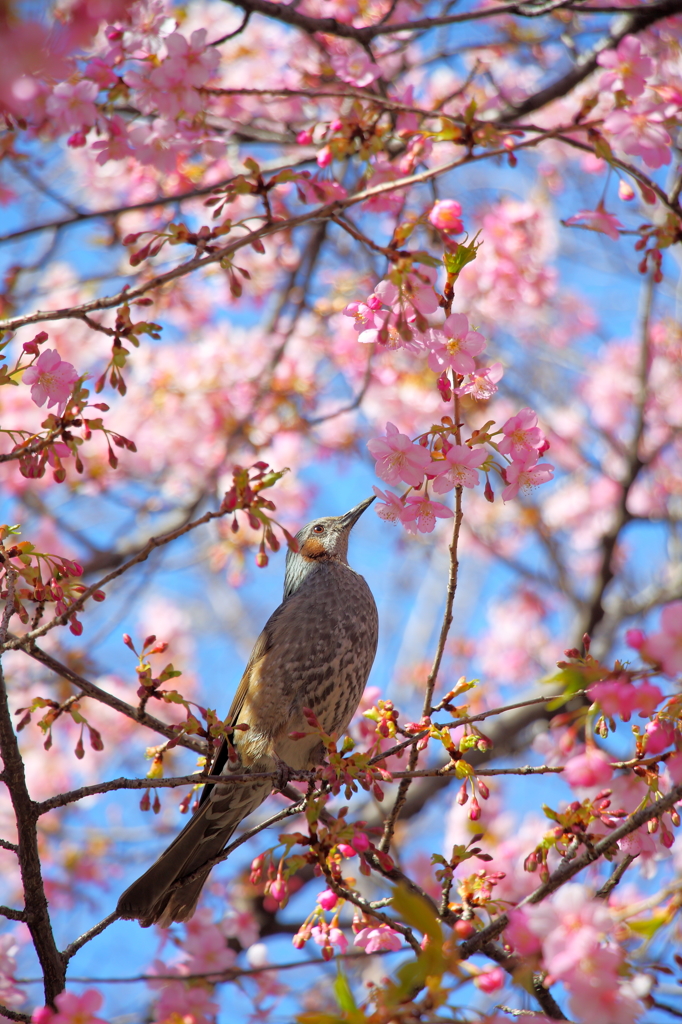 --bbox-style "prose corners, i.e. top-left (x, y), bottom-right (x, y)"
top-left (116, 778), bottom-right (272, 927)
